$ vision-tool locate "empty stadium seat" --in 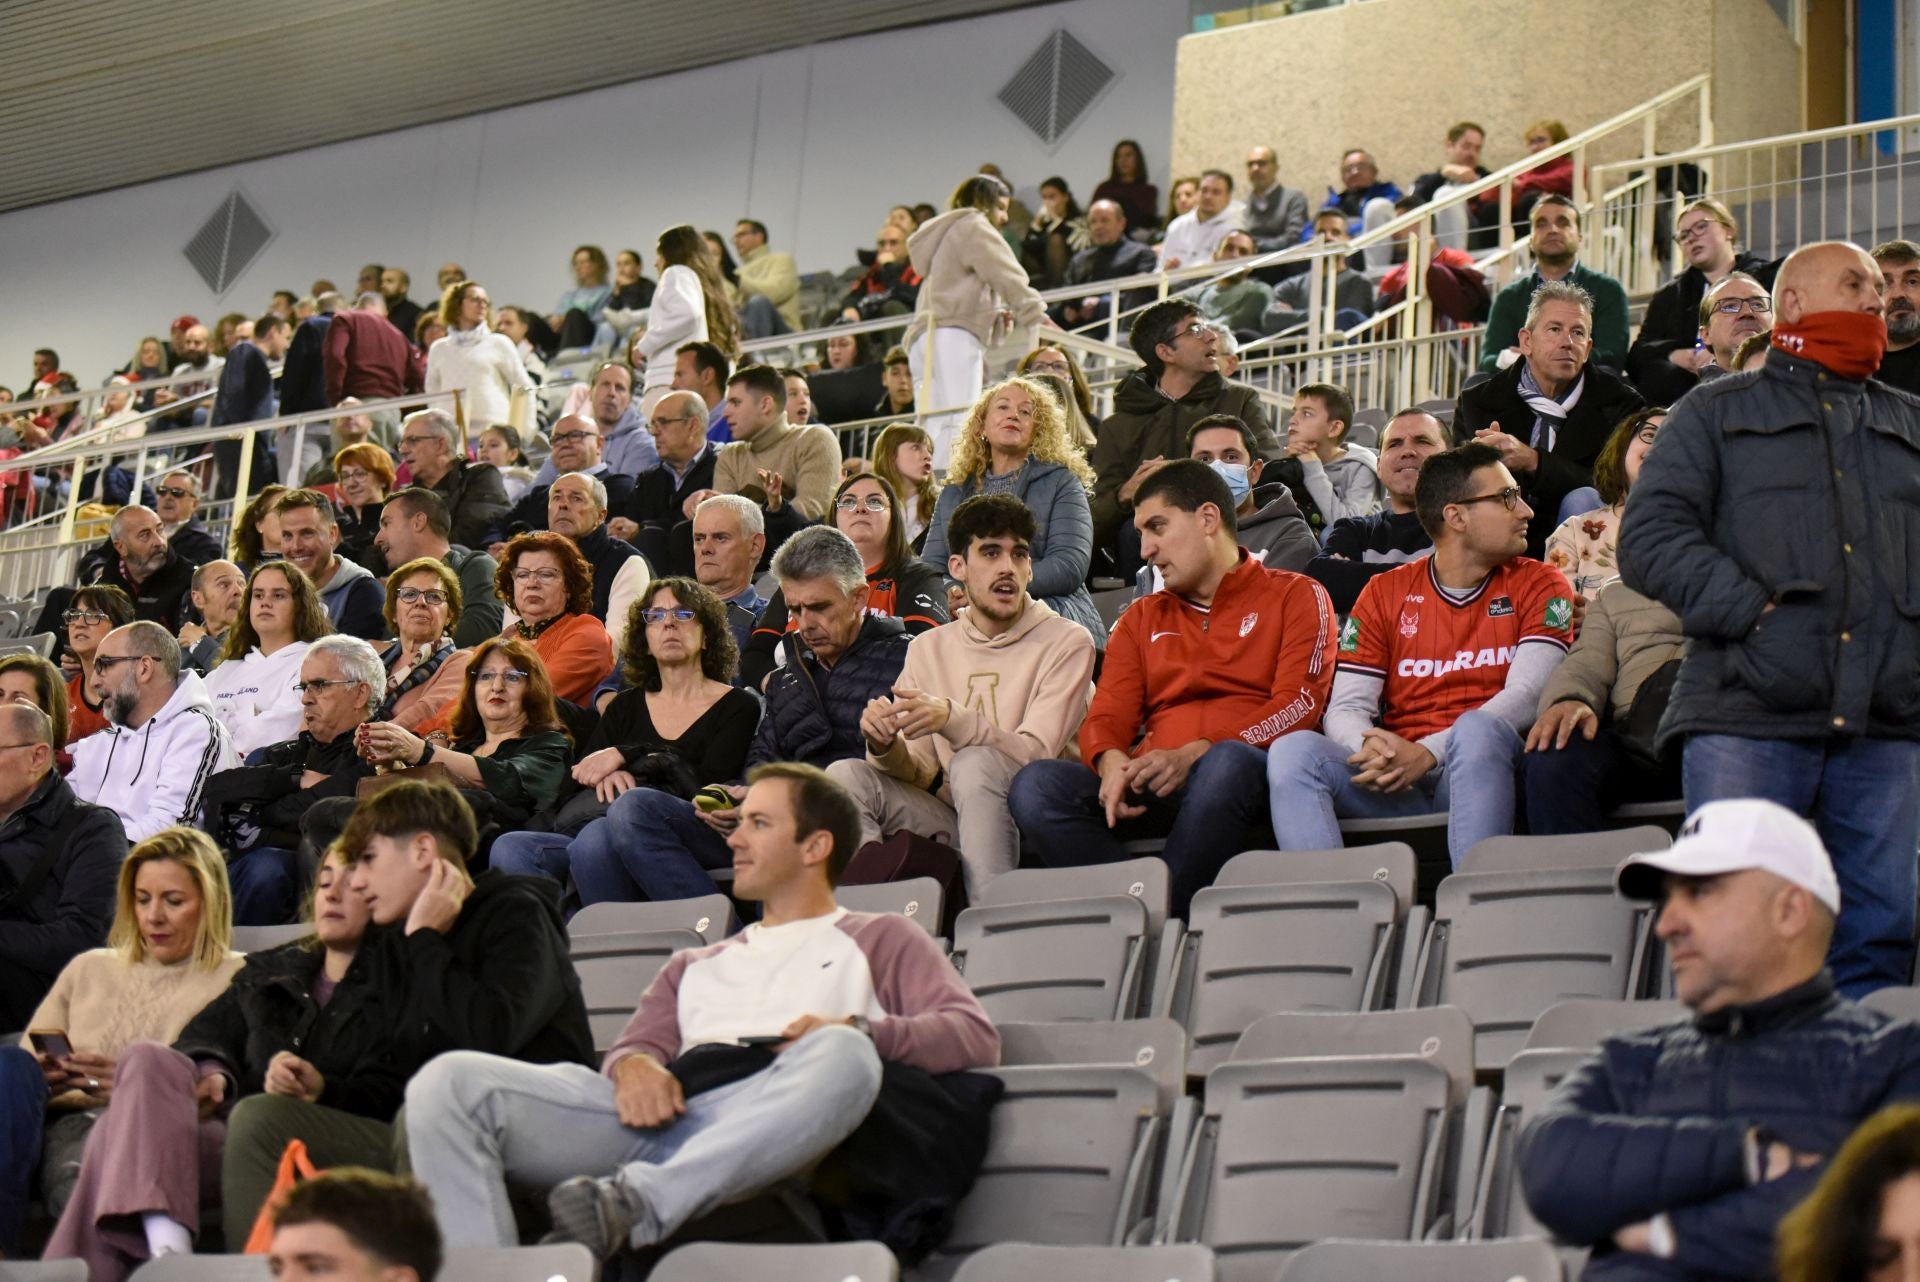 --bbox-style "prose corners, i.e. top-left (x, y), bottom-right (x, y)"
top-left (1406, 866), bottom-right (1654, 1072)
top-left (1469, 1049), bottom-right (1589, 1241)
top-left (0, 633), bottom-right (54, 659)
top-left (1276, 1238), bottom-right (1563, 1282)
top-left (129, 1252), bottom-right (591, 1282)
top-left (571, 894), bottom-right (735, 943)
top-left (1460, 826), bottom-right (1671, 874)
top-left (1162, 1055), bottom-right (1452, 1280)
top-left (231, 923), bottom-right (314, 953)
top-left (1864, 987), bottom-right (1920, 1023)
top-left (649, 1240), bottom-right (897, 1282)
top-left (568, 925), bottom-right (706, 1055)
top-left (951, 859), bottom-right (1171, 1023)
top-left (1524, 998), bottom-right (1687, 1050)
top-left (952, 1243), bottom-right (1217, 1282)
top-left (835, 877), bottom-right (943, 936)
top-left (1, 1261), bottom-right (88, 1282)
